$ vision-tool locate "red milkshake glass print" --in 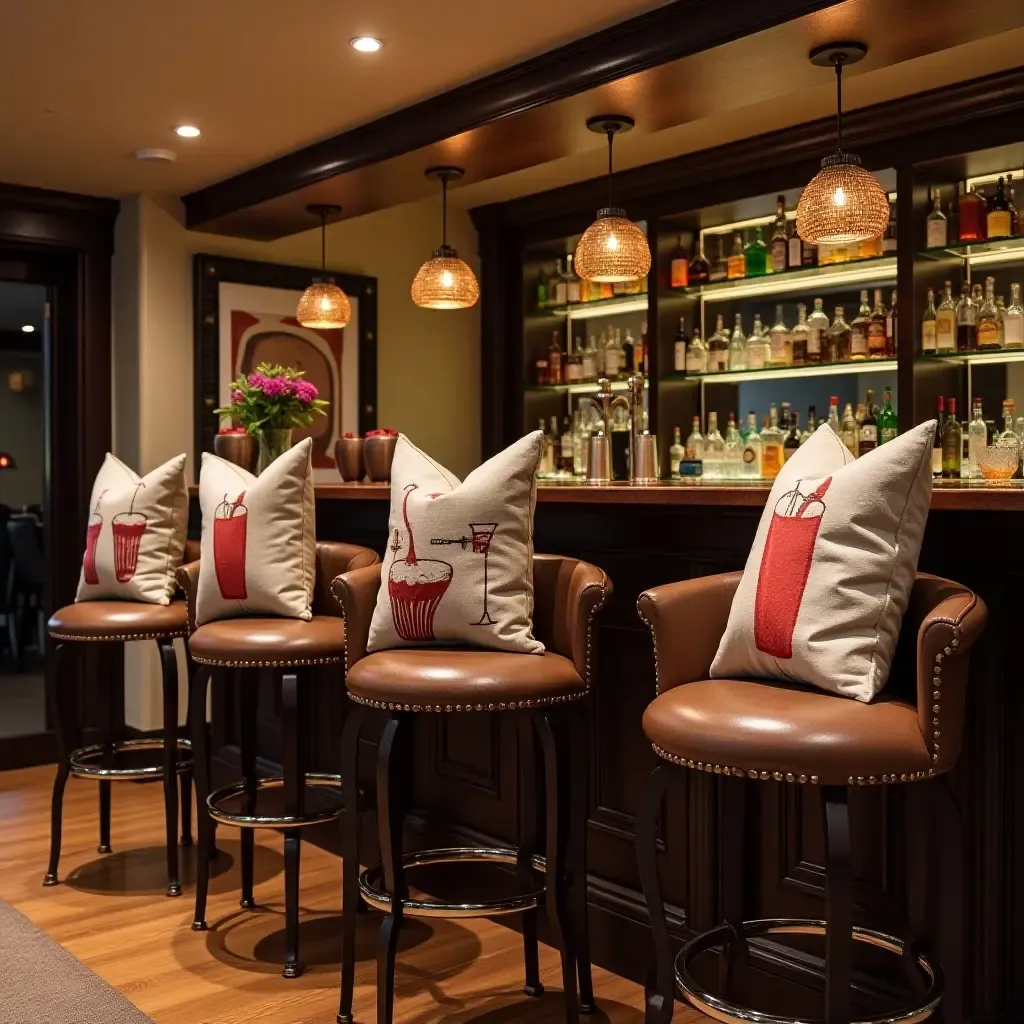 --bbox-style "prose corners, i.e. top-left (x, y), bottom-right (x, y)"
top-left (214, 492), bottom-right (249, 600)
top-left (388, 483), bottom-right (453, 641)
top-left (753, 477), bottom-right (832, 660)
top-left (82, 493), bottom-right (105, 585)
top-left (111, 483), bottom-right (148, 583)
